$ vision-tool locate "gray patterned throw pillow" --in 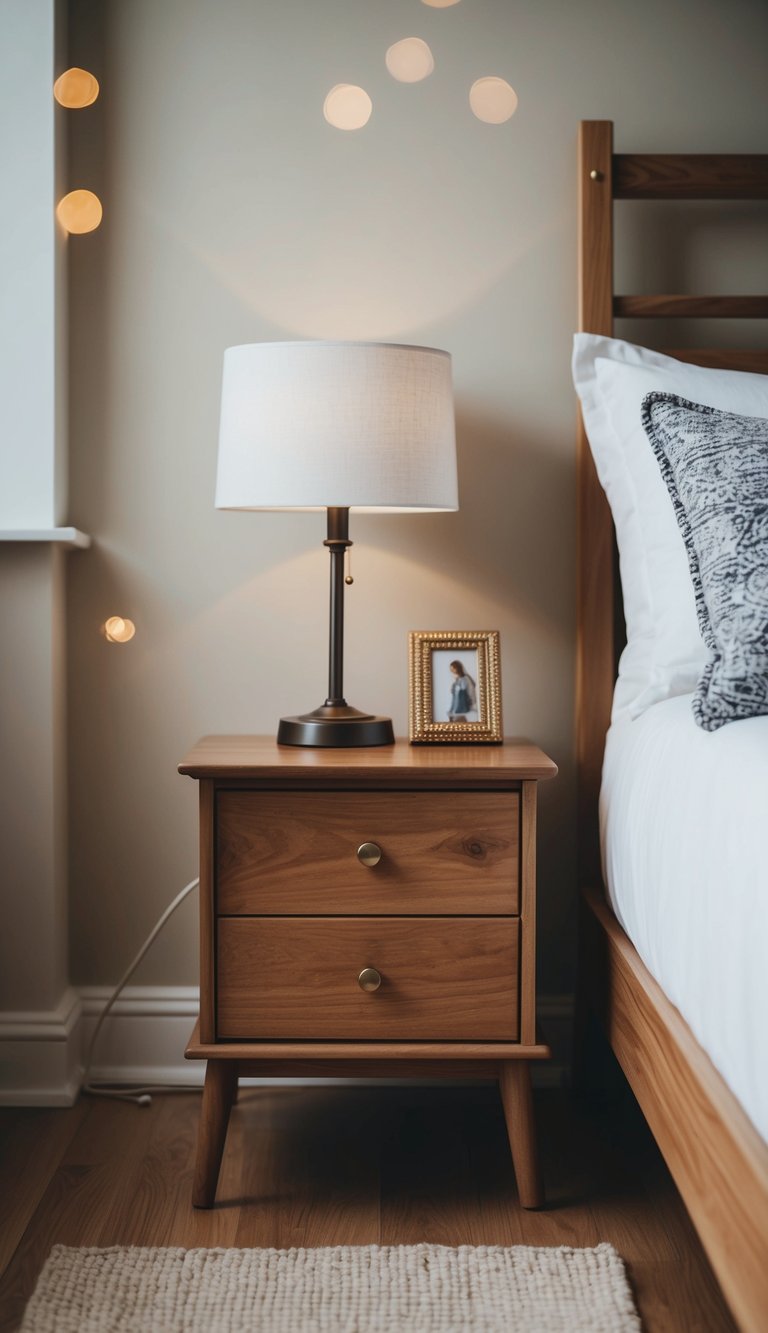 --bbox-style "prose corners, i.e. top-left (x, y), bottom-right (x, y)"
top-left (641, 392), bottom-right (768, 731)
